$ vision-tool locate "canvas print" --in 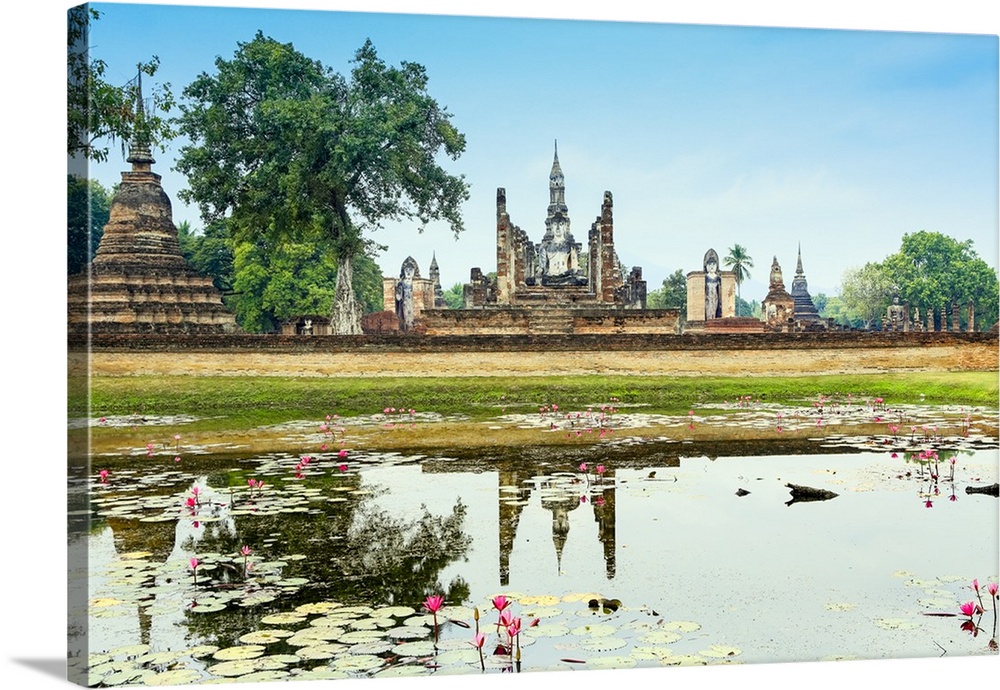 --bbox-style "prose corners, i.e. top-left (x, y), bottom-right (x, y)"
top-left (66, 1), bottom-right (999, 687)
